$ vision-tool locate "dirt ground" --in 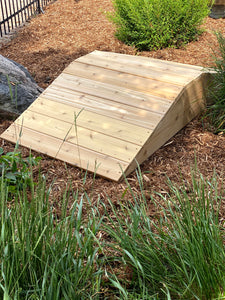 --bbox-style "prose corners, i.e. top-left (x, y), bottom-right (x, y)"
top-left (0, 0), bottom-right (225, 217)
